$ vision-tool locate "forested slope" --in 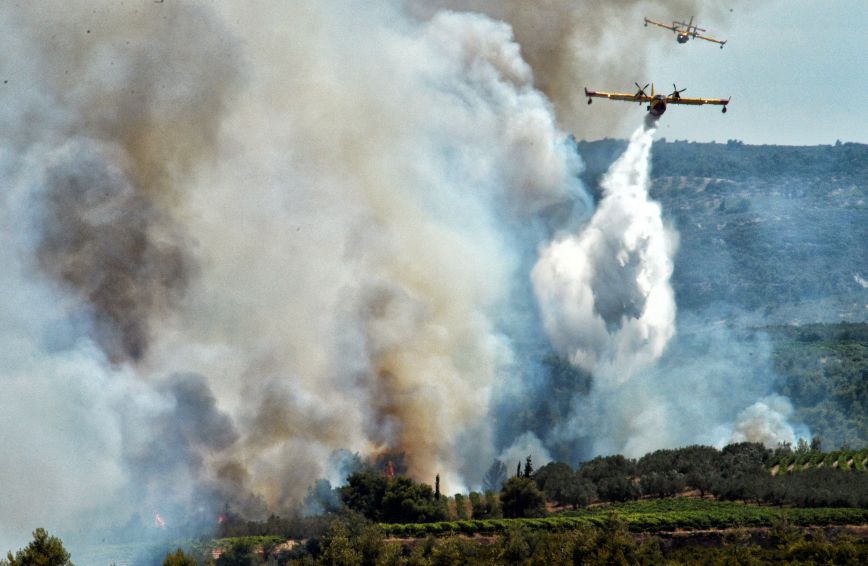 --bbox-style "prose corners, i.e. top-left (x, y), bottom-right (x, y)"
top-left (576, 139), bottom-right (868, 322)
top-left (573, 139), bottom-right (868, 449)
